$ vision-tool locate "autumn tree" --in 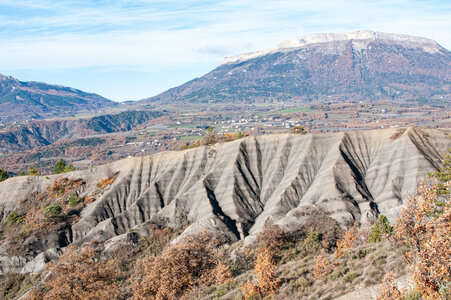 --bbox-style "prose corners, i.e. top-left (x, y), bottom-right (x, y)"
top-left (29, 246), bottom-right (121, 300)
top-left (394, 153), bottom-right (450, 298)
top-left (213, 261), bottom-right (232, 284)
top-left (335, 222), bottom-right (360, 258)
top-left (241, 247), bottom-right (281, 299)
top-left (130, 231), bottom-right (228, 299)
top-left (377, 271), bottom-right (402, 300)
top-left (313, 249), bottom-right (332, 279)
